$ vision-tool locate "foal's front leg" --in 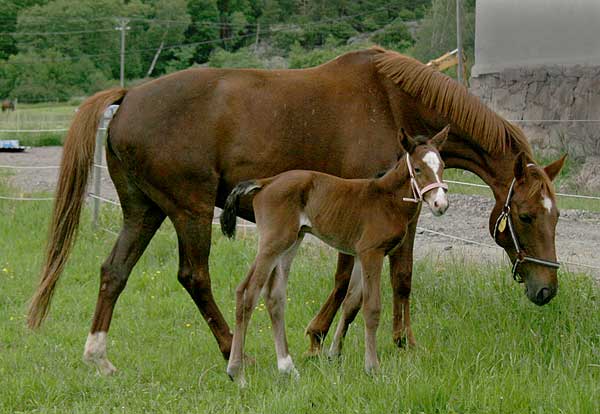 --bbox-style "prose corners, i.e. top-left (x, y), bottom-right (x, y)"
top-left (358, 249), bottom-right (384, 374)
